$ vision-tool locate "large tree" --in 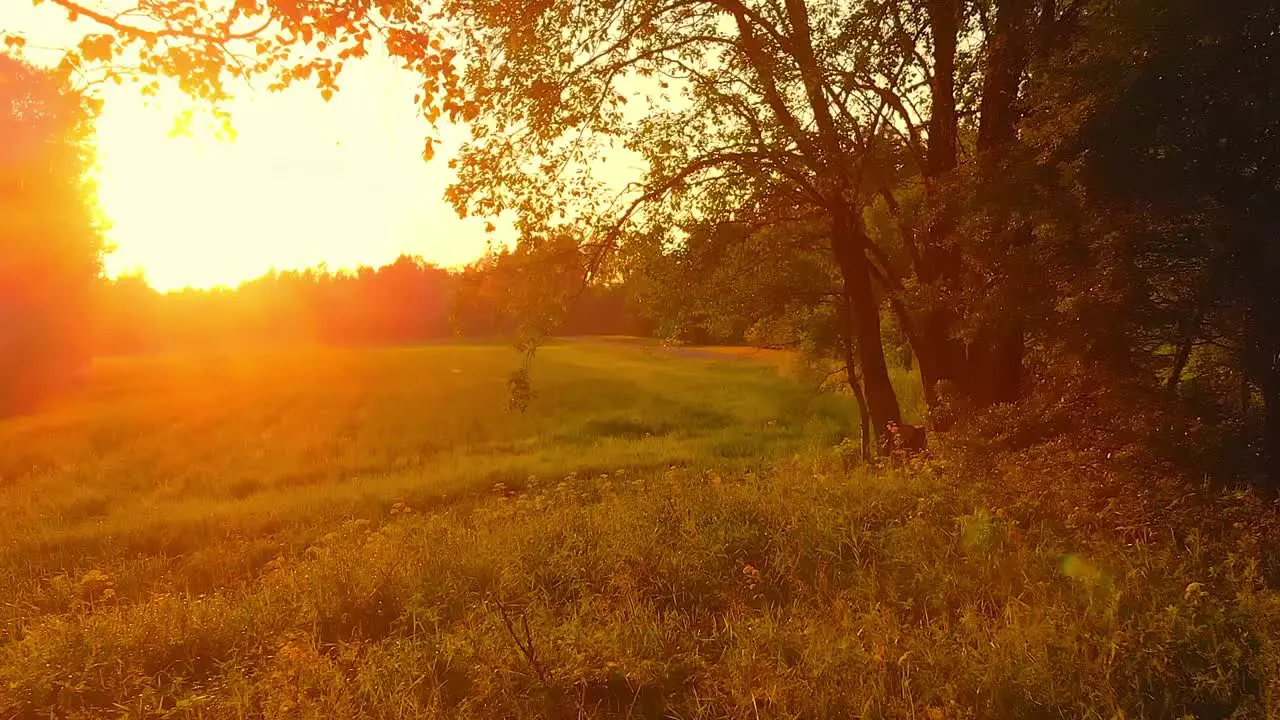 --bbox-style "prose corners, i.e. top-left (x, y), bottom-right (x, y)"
top-left (436, 0), bottom-right (1090, 443)
top-left (441, 0), bottom-right (926, 440)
